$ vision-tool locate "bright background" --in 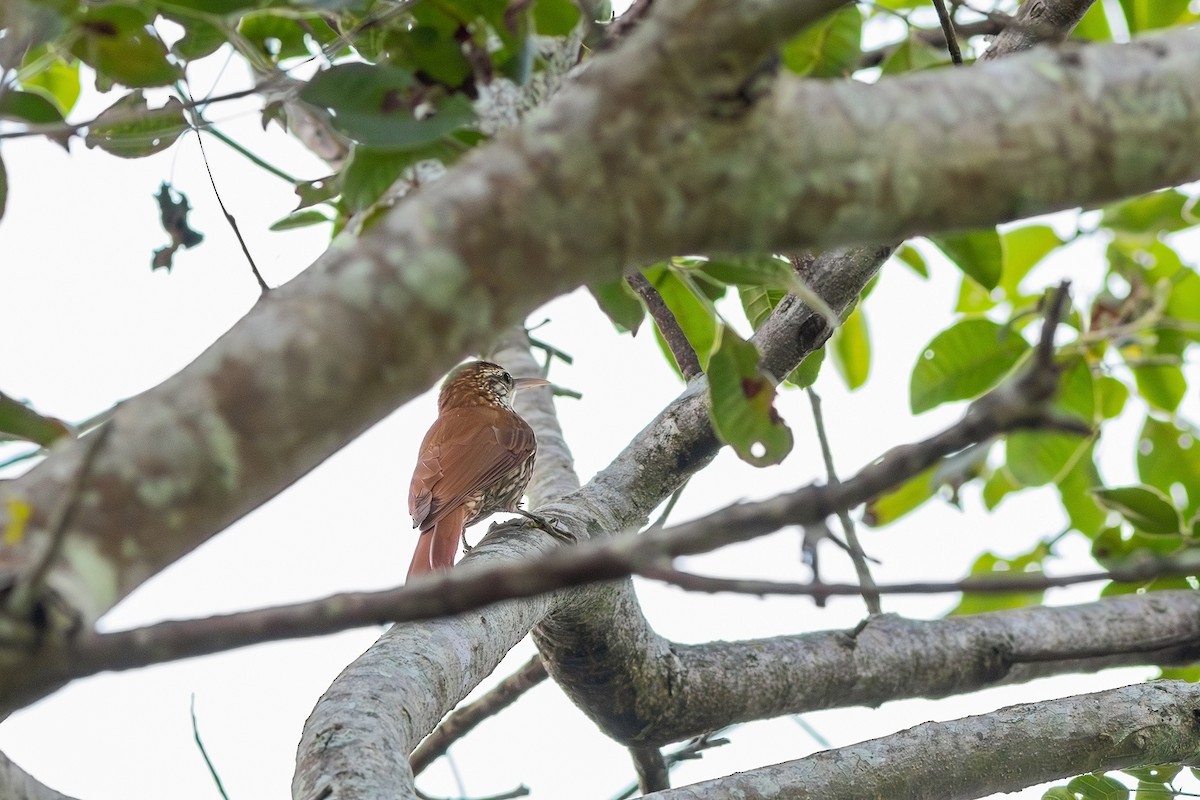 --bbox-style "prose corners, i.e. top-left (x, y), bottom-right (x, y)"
top-left (1, 16), bottom-right (1197, 800)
